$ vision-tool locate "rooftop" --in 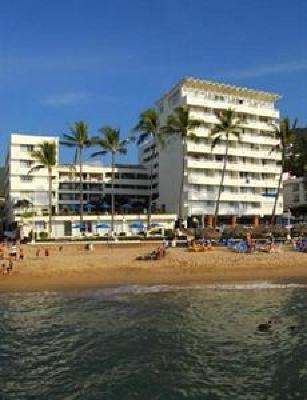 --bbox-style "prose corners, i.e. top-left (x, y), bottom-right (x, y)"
top-left (157, 76), bottom-right (281, 104)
